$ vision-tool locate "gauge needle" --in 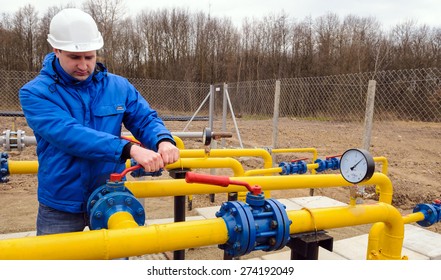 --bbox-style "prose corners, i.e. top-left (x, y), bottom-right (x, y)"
top-left (350, 159), bottom-right (363, 171)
